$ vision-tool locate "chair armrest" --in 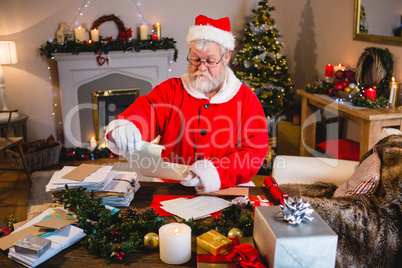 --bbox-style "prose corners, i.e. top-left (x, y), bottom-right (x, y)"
top-left (272, 155), bottom-right (359, 186)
